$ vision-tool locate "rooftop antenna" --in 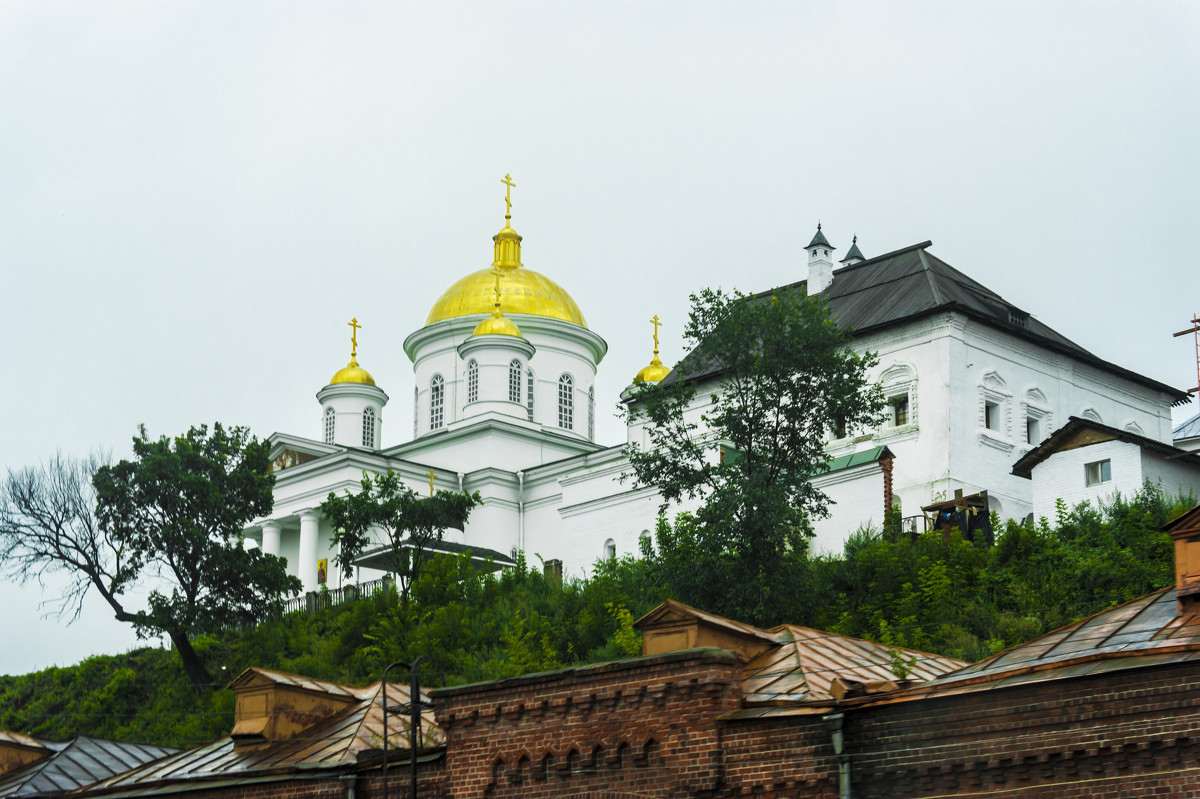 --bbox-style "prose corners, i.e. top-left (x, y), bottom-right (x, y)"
top-left (1174, 314), bottom-right (1200, 404)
